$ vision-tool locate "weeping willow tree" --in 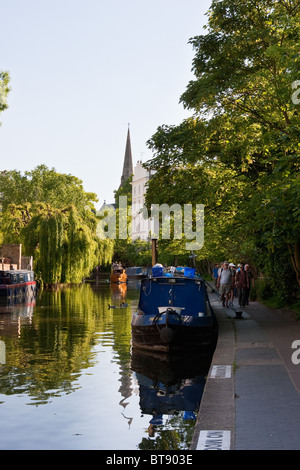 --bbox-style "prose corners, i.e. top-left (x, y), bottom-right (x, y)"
top-left (3, 203), bottom-right (114, 285)
top-left (0, 166), bottom-right (114, 285)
